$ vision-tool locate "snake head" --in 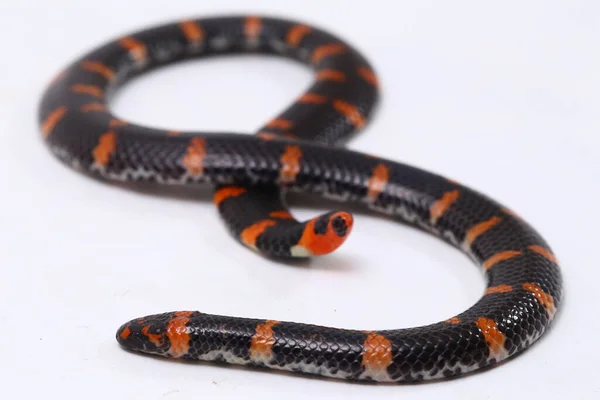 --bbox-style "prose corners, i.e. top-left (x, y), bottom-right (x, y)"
top-left (116, 311), bottom-right (194, 358)
top-left (291, 211), bottom-right (354, 257)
